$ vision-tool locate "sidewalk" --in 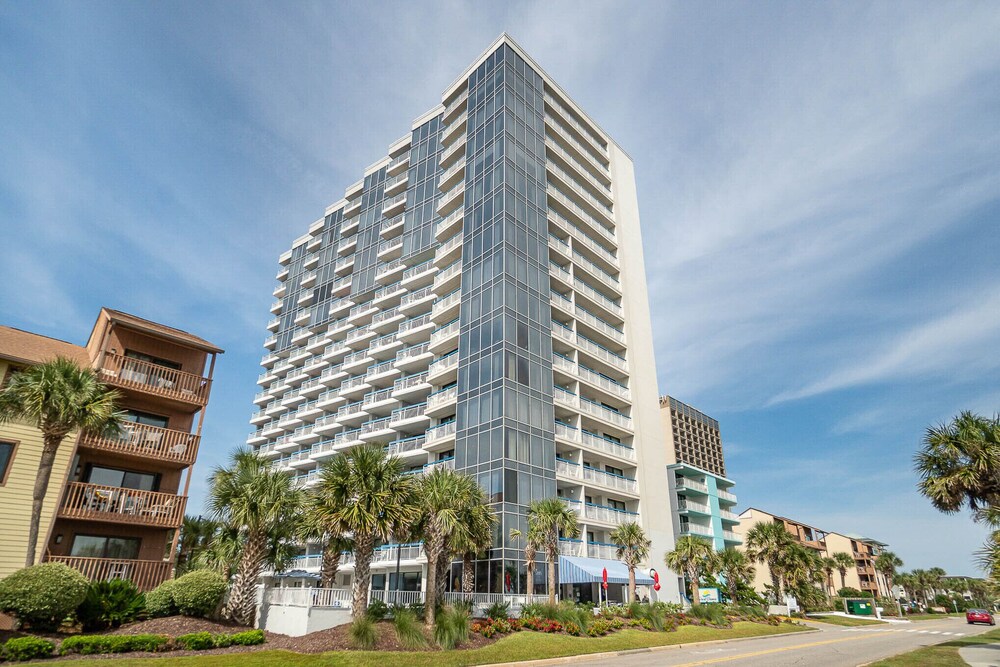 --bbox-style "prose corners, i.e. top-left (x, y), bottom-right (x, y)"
top-left (960, 642), bottom-right (1000, 667)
